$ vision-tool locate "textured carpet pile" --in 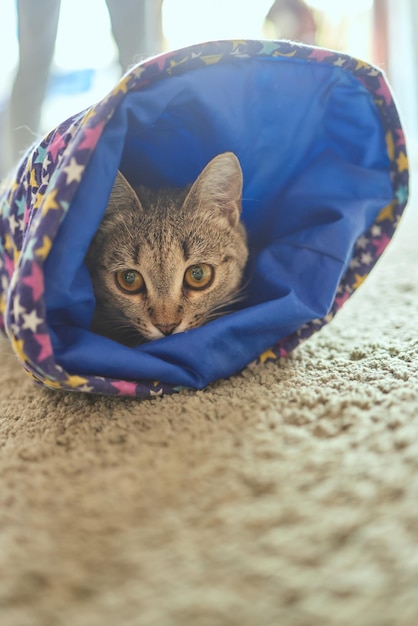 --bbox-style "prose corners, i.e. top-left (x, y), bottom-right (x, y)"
top-left (0, 207), bottom-right (417, 626)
